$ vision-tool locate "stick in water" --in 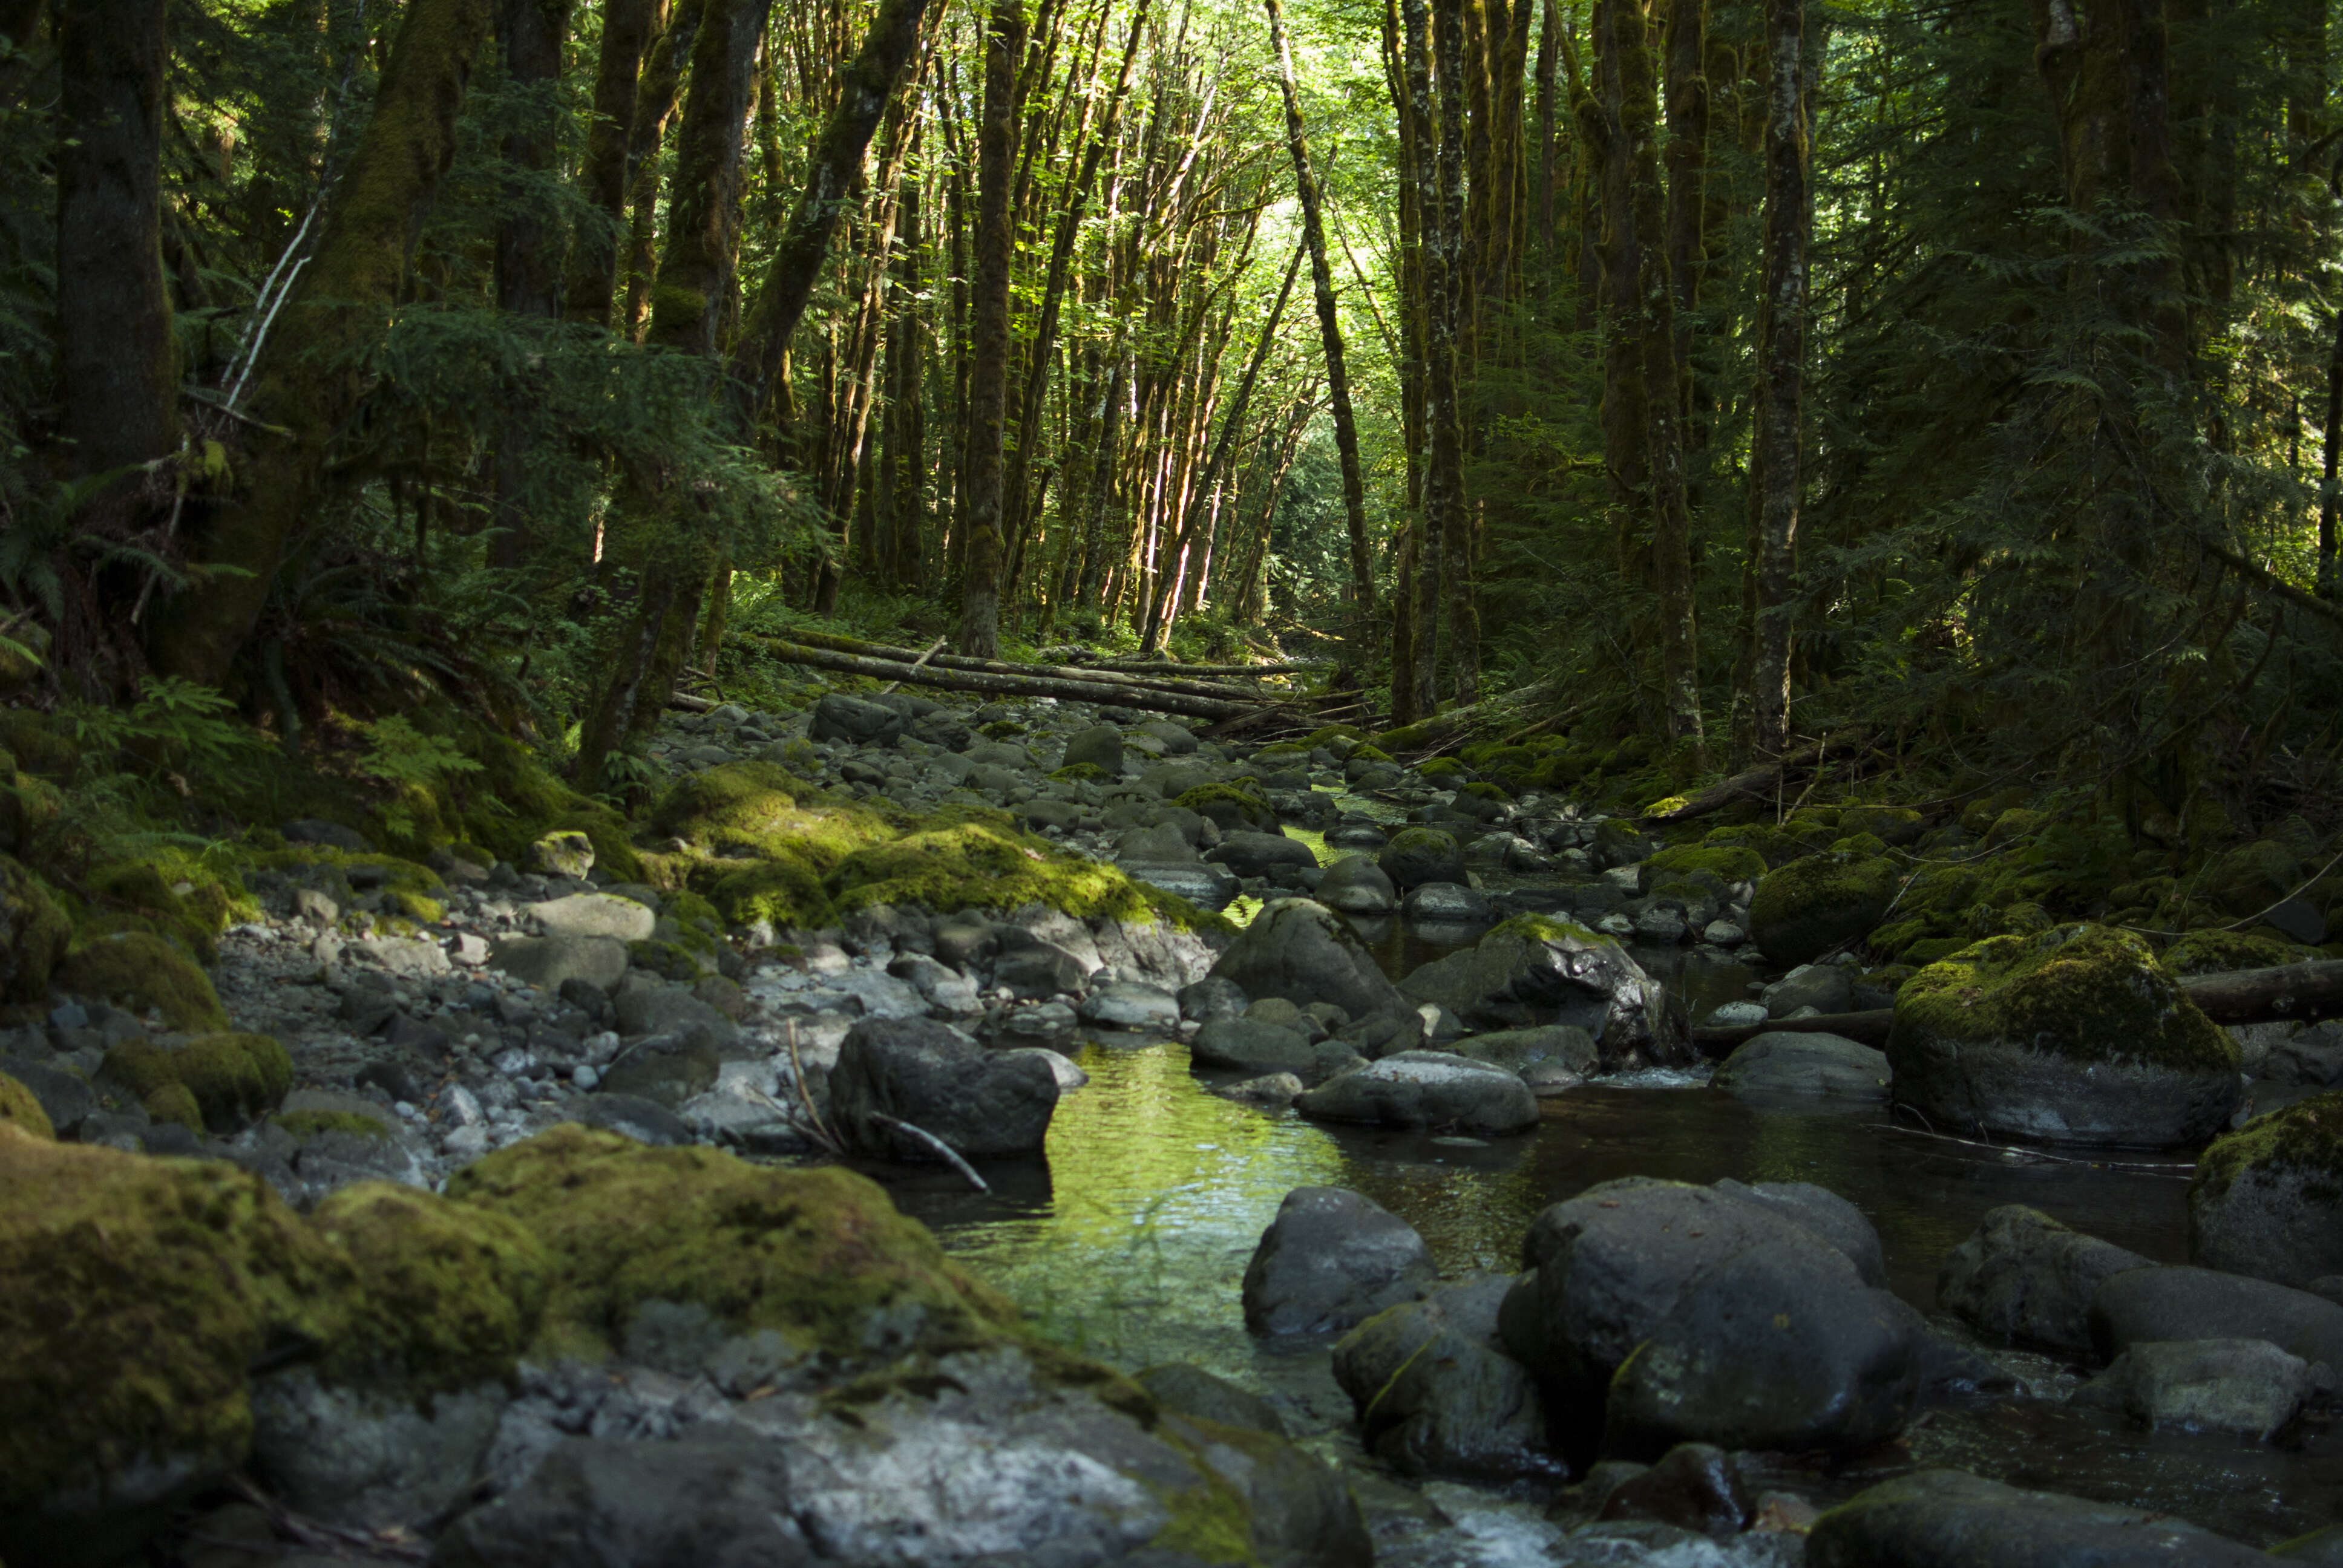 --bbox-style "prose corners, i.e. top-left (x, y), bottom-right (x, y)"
top-left (870, 1112), bottom-right (989, 1192)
